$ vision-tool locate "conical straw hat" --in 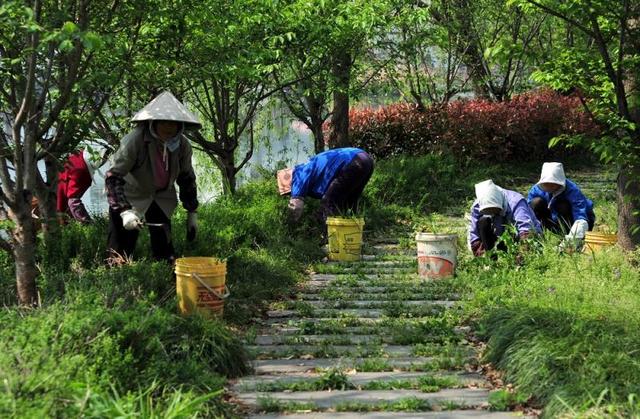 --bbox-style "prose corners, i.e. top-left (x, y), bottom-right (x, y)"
top-left (131, 91), bottom-right (201, 129)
